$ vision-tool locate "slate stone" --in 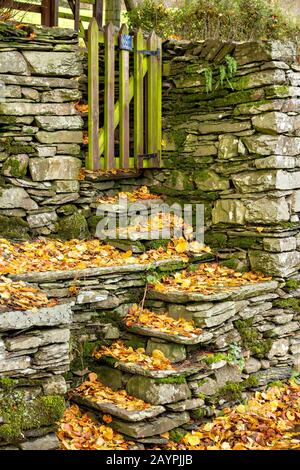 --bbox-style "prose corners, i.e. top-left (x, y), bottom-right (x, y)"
top-left (110, 412), bottom-right (190, 438)
top-left (23, 51), bottom-right (82, 77)
top-left (126, 376), bottom-right (191, 405)
top-left (29, 156), bottom-right (81, 181)
top-left (35, 130), bottom-right (82, 144)
top-left (0, 187), bottom-right (37, 210)
top-left (0, 51), bottom-right (29, 75)
top-left (35, 116), bottom-right (83, 131)
top-left (71, 394), bottom-right (165, 422)
top-left (0, 304), bottom-right (73, 331)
